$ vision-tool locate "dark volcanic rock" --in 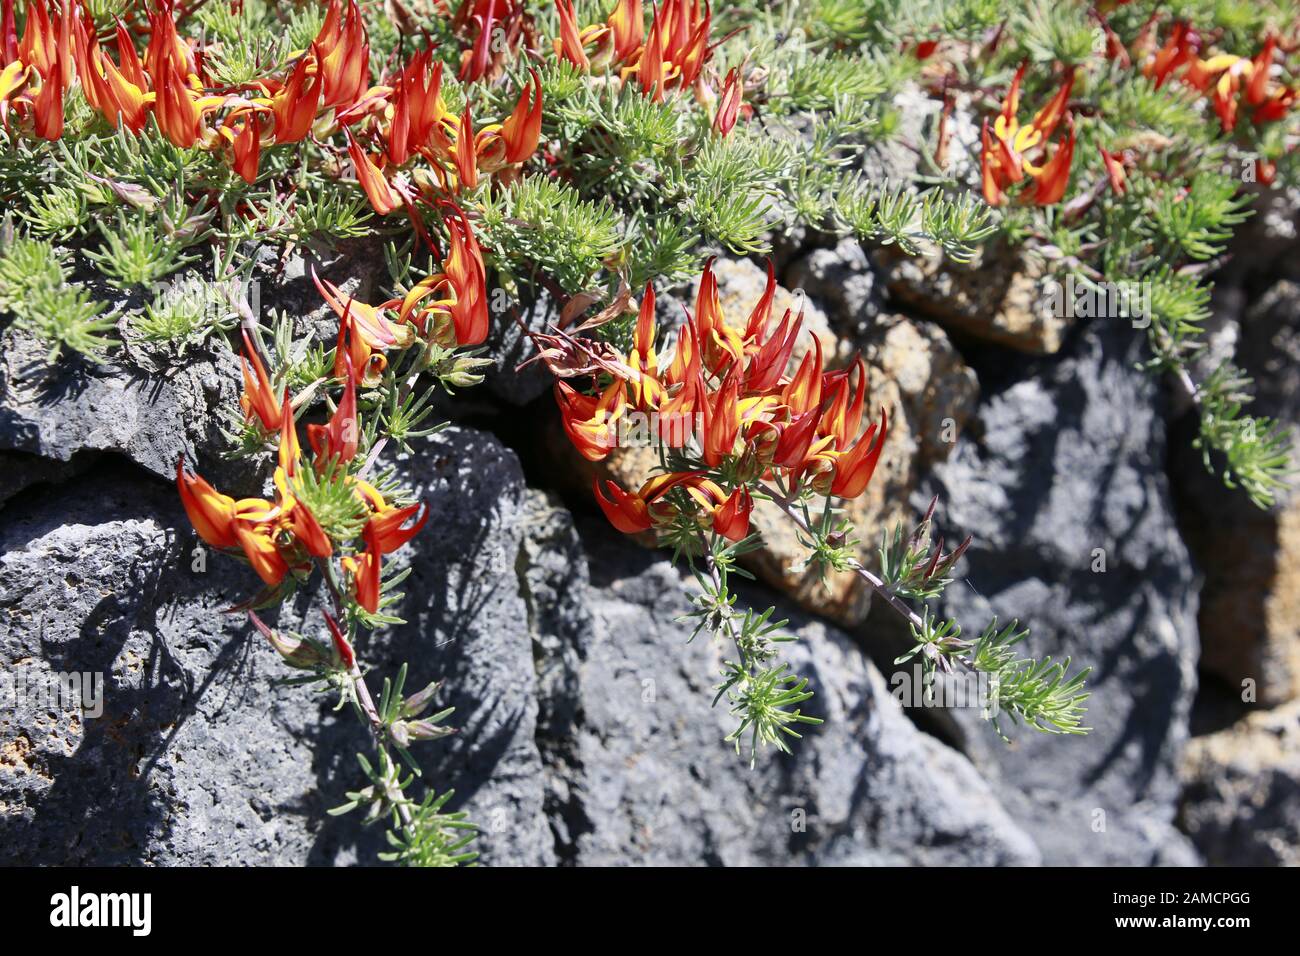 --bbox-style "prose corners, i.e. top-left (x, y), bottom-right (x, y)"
top-left (529, 508), bottom-right (1039, 866)
top-left (481, 288), bottom-right (561, 407)
top-left (1174, 280), bottom-right (1300, 708)
top-left (1179, 700), bottom-right (1300, 866)
top-left (0, 428), bottom-right (553, 865)
top-left (910, 321), bottom-right (1201, 865)
top-left (1, 420), bottom-right (1038, 865)
top-left (0, 326), bottom-right (239, 486)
